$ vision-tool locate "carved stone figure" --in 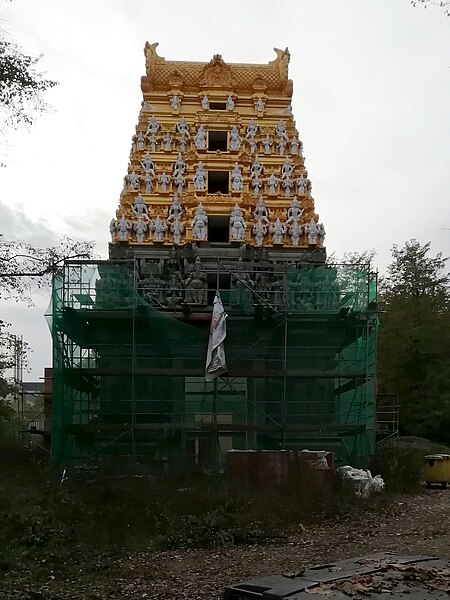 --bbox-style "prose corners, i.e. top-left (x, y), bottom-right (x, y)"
top-left (227, 95), bottom-right (235, 111)
top-left (167, 194), bottom-right (184, 222)
top-left (109, 218), bottom-right (117, 242)
top-left (282, 176), bottom-right (293, 197)
top-left (162, 131), bottom-right (173, 151)
top-left (306, 178), bottom-right (312, 195)
top-left (201, 94), bottom-right (209, 110)
top-left (230, 125), bottom-right (242, 151)
top-left (173, 152), bottom-right (186, 177)
top-left (149, 135), bottom-right (158, 152)
top-left (256, 97), bottom-right (265, 112)
top-left (151, 216), bottom-right (167, 242)
top-left (141, 152), bottom-right (155, 174)
top-left (146, 116), bottom-right (160, 135)
top-left (143, 174), bottom-right (153, 193)
top-left (317, 222), bottom-right (326, 245)
top-left (159, 171), bottom-right (171, 192)
top-left (136, 131), bottom-right (145, 150)
top-left (193, 161), bottom-right (207, 190)
top-left (173, 172), bottom-right (185, 194)
top-left (185, 256), bottom-right (206, 304)
top-left (246, 119), bottom-right (258, 139)
top-left (166, 272), bottom-right (182, 309)
top-left (281, 156), bottom-right (294, 179)
top-left (127, 170), bottom-right (140, 190)
top-left (262, 134), bottom-right (273, 153)
top-left (230, 204), bottom-right (247, 241)
top-left (275, 120), bottom-right (288, 141)
top-left (290, 136), bottom-right (302, 156)
top-left (248, 137), bottom-right (257, 154)
top-left (305, 218), bottom-right (319, 244)
top-left (179, 134), bottom-right (187, 153)
top-left (270, 218), bottom-right (286, 244)
top-left (267, 173), bottom-right (279, 195)
top-left (192, 203), bottom-right (208, 240)
top-left (194, 125), bottom-right (207, 149)
top-left (231, 162), bottom-right (243, 191)
top-left (134, 219), bottom-right (148, 243)
top-left (286, 196), bottom-right (304, 224)
top-left (252, 220), bottom-right (267, 247)
top-left (176, 116), bottom-right (190, 138)
top-left (170, 219), bottom-right (184, 245)
top-left (253, 196), bottom-right (269, 224)
top-left (170, 95), bottom-right (180, 110)
top-left (288, 220), bottom-right (302, 246)
top-left (250, 154), bottom-right (263, 179)
top-left (117, 215), bottom-right (132, 241)
top-left (296, 174), bottom-right (307, 195)
top-left (252, 176), bottom-right (263, 196)
top-left (277, 137), bottom-right (286, 156)
top-left (131, 193), bottom-right (149, 219)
